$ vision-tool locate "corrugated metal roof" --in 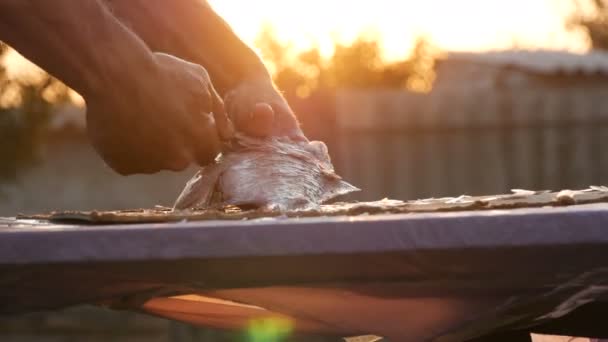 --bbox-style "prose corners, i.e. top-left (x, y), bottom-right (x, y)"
top-left (447, 50), bottom-right (608, 75)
